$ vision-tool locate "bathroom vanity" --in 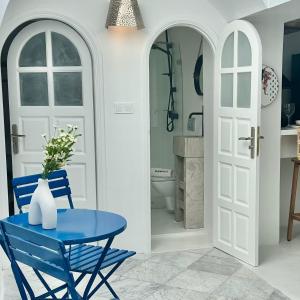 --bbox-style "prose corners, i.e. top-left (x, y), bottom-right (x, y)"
top-left (173, 136), bottom-right (204, 229)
